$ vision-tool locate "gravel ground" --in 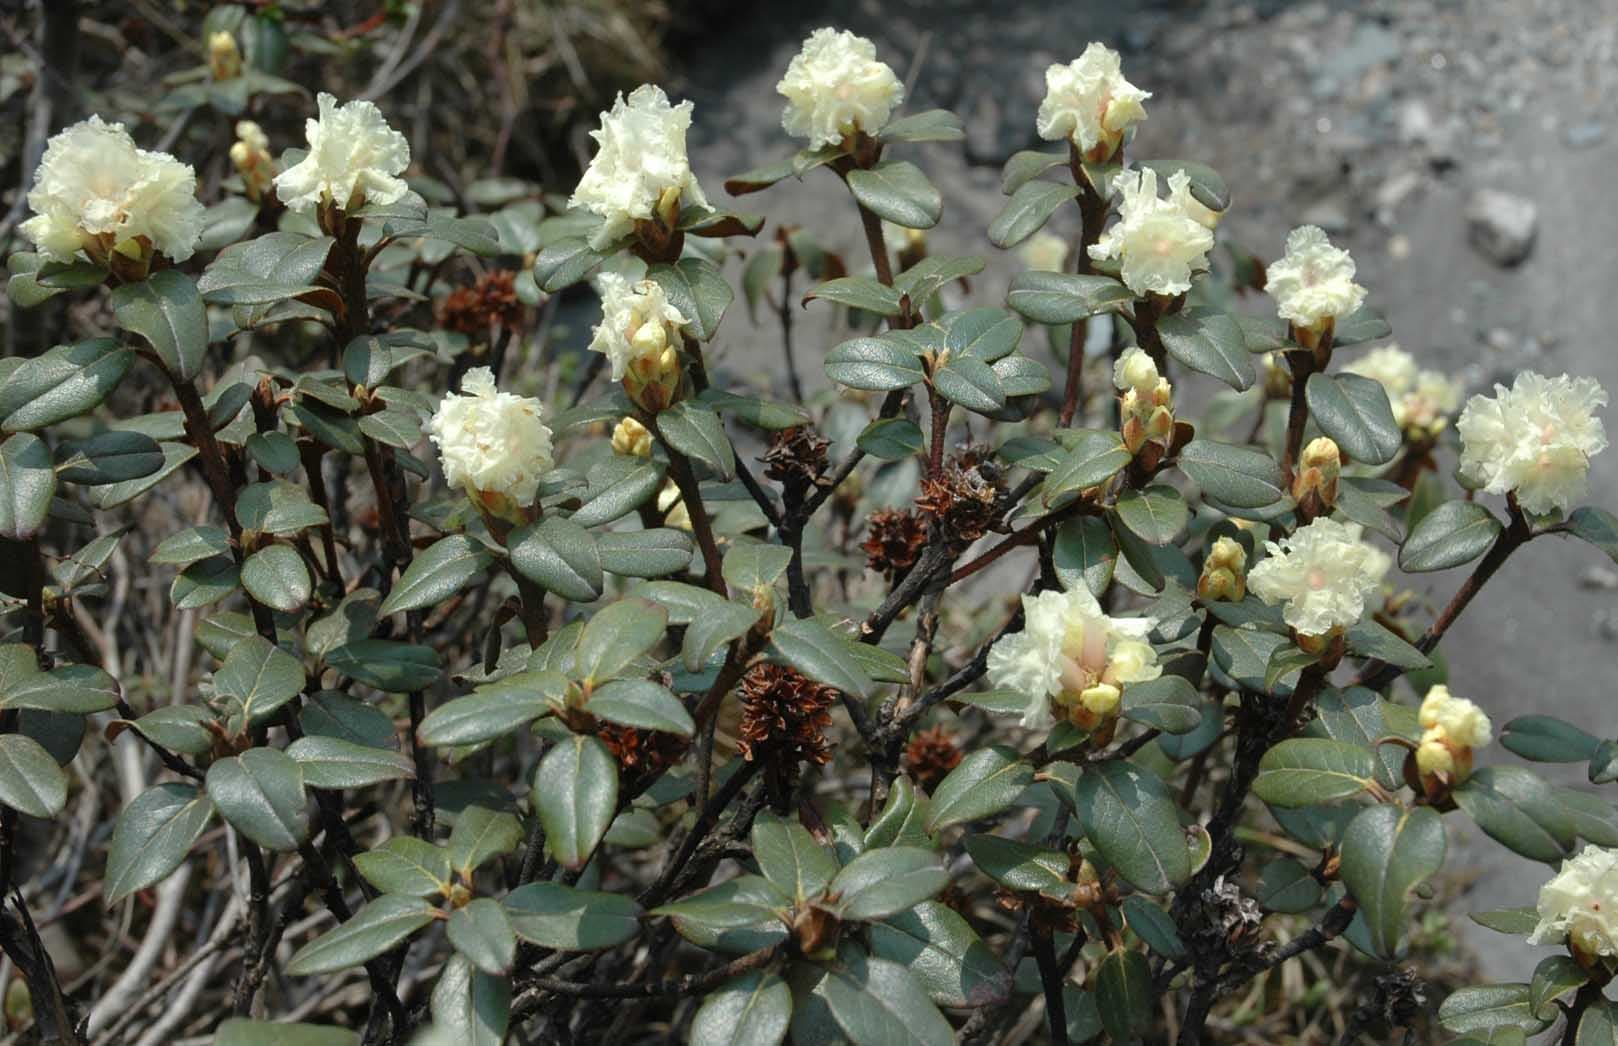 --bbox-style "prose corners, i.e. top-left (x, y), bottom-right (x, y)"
top-left (665, 0), bottom-right (1618, 983)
